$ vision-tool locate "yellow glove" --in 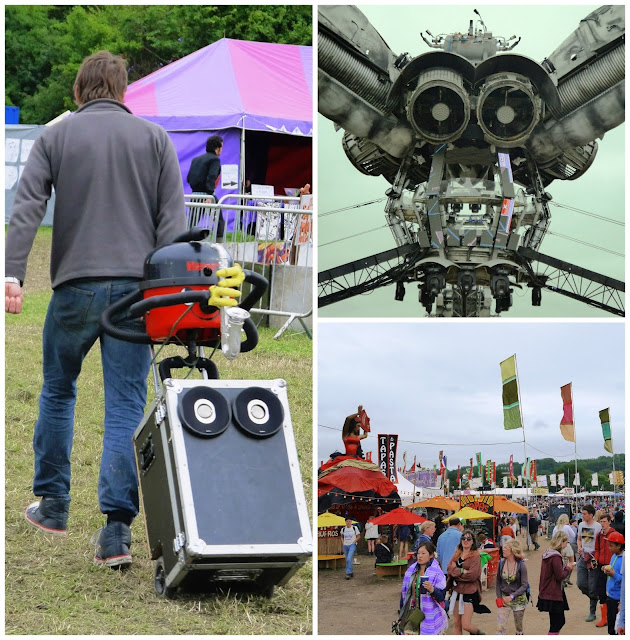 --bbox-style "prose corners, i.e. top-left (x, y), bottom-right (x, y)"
top-left (207, 264), bottom-right (244, 307)
top-left (216, 264), bottom-right (245, 288)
